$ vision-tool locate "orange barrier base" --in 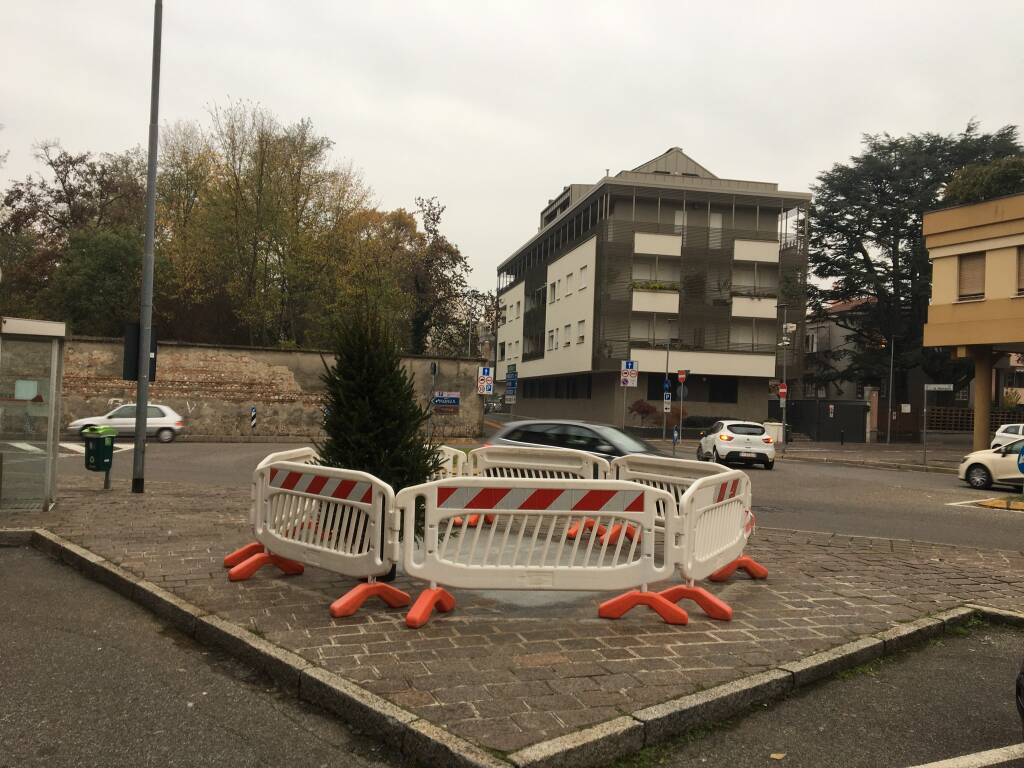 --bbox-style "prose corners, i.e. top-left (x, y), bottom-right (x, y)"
top-left (223, 541), bottom-right (264, 568)
top-left (451, 514), bottom-right (496, 528)
top-left (599, 523), bottom-right (640, 546)
top-left (597, 590), bottom-right (689, 625)
top-left (330, 582), bottom-right (411, 618)
top-left (566, 519), bottom-right (605, 540)
top-left (227, 552), bottom-right (305, 582)
top-left (405, 587), bottom-right (456, 628)
top-left (658, 584), bottom-right (733, 621)
top-left (708, 555), bottom-right (768, 583)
